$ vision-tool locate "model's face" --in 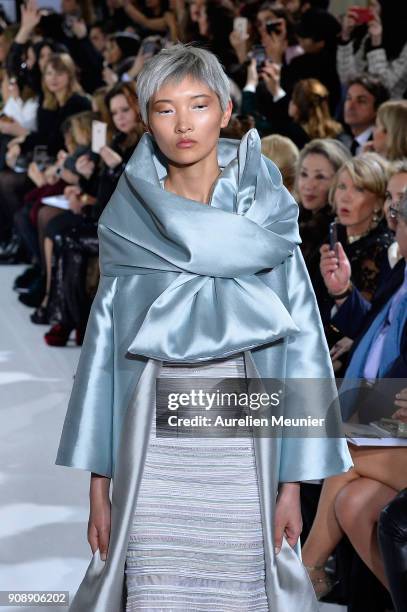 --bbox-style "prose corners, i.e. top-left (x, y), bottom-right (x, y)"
top-left (110, 94), bottom-right (137, 134)
top-left (298, 153), bottom-right (335, 212)
top-left (373, 117), bottom-right (388, 156)
top-left (334, 169), bottom-right (378, 228)
top-left (344, 84), bottom-right (376, 132)
top-left (384, 172), bottom-right (407, 231)
top-left (147, 76), bottom-right (232, 167)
